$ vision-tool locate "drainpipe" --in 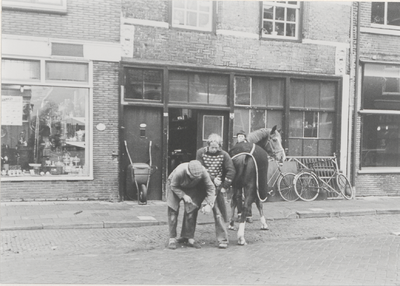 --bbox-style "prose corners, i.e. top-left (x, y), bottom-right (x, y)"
top-left (351, 2), bottom-right (361, 187)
